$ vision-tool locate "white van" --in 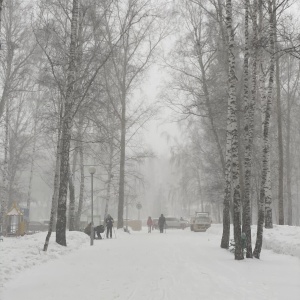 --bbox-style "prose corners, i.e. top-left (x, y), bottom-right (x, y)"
top-left (190, 212), bottom-right (211, 232)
